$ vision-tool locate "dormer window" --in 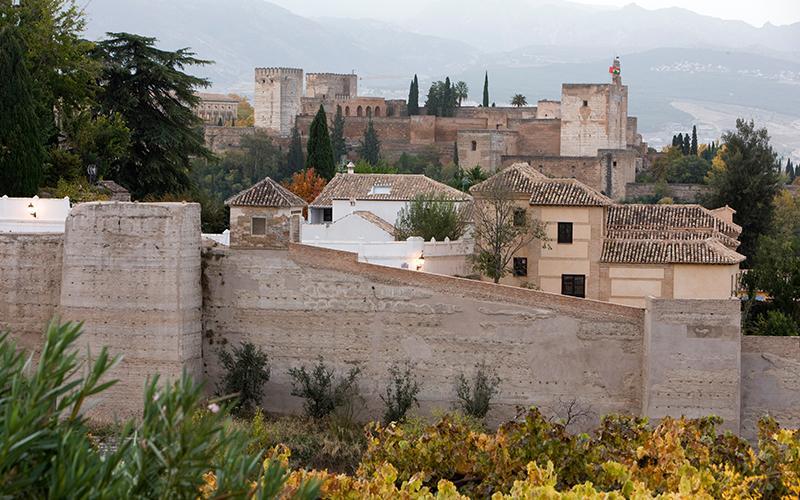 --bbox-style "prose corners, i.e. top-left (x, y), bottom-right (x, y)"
top-left (370, 185), bottom-right (391, 195)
